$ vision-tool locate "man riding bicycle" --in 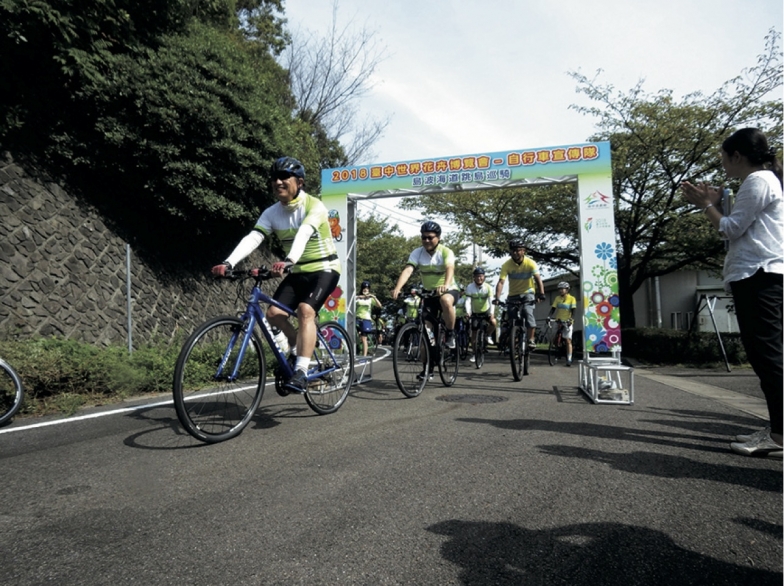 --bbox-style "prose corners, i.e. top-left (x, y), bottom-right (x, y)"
top-left (212, 156), bottom-right (341, 394)
top-left (465, 266), bottom-right (496, 363)
top-left (547, 281), bottom-right (577, 365)
top-left (494, 239), bottom-right (545, 351)
top-left (391, 221), bottom-right (459, 352)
